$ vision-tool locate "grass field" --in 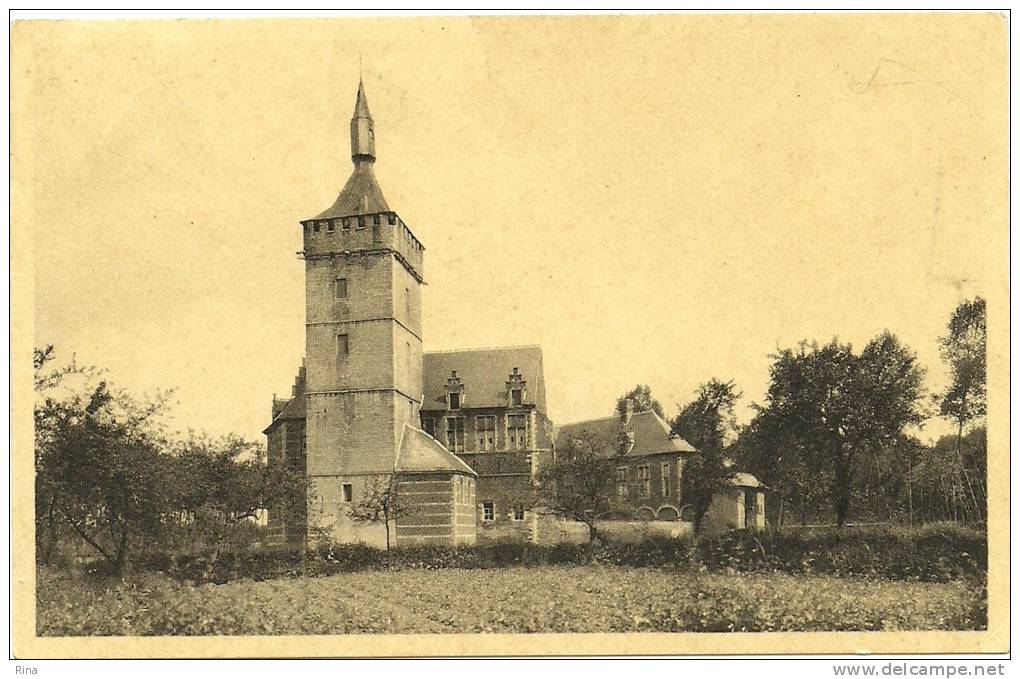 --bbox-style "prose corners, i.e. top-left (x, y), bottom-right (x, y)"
top-left (37, 565), bottom-right (985, 635)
